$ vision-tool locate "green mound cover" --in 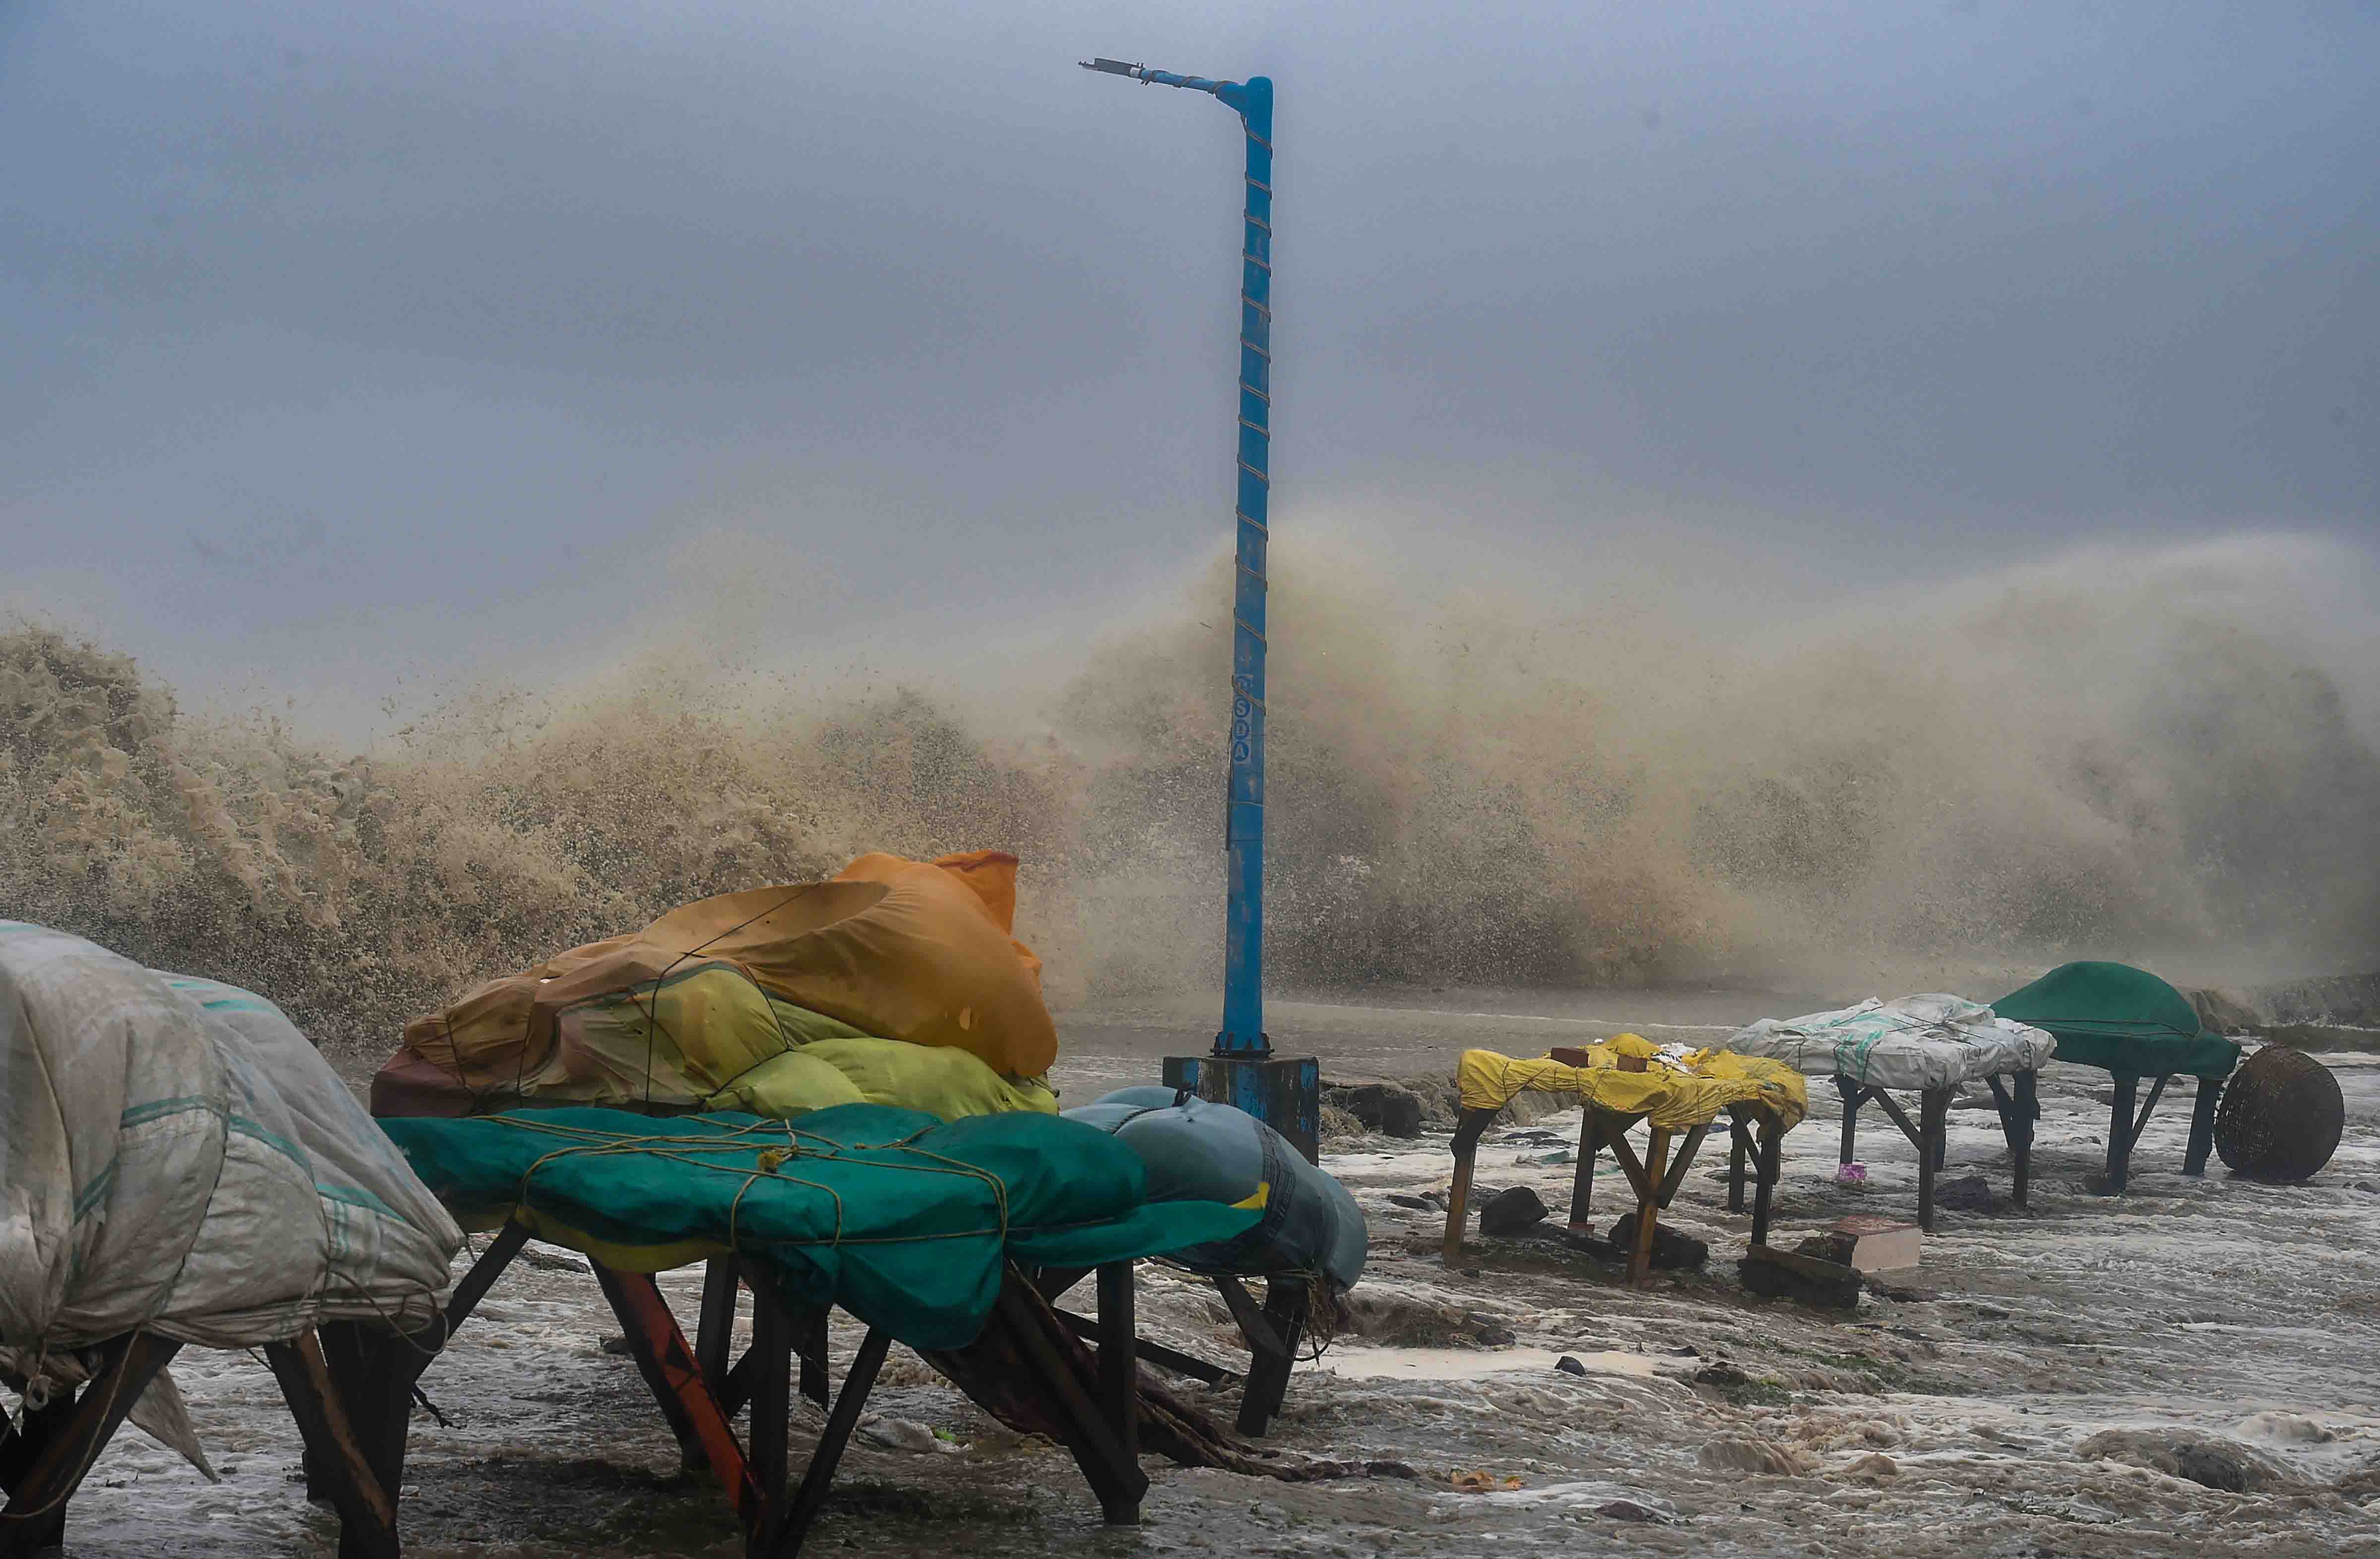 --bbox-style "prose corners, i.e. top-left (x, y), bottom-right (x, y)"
top-left (1994, 961), bottom-right (2240, 1080)
top-left (379, 1103), bottom-right (1256, 1349)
